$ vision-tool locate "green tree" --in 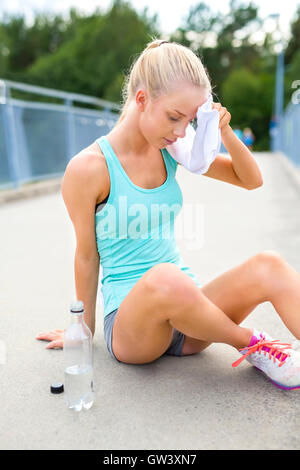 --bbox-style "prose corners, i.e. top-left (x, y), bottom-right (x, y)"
top-left (285, 6), bottom-right (300, 66)
top-left (0, 9), bottom-right (83, 77)
top-left (0, 0), bottom-right (292, 150)
top-left (170, 0), bottom-right (280, 150)
top-left (172, 0), bottom-right (264, 96)
top-left (25, 1), bottom-right (160, 103)
top-left (222, 67), bottom-right (274, 150)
